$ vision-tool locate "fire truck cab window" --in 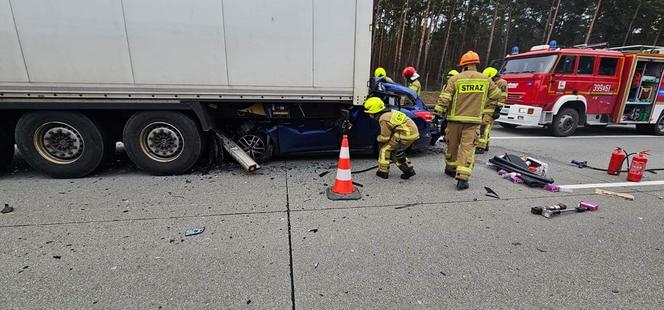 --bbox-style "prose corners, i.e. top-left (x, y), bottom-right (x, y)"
top-left (577, 56), bottom-right (595, 75)
top-left (555, 55), bottom-right (575, 74)
top-left (599, 58), bottom-right (618, 76)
